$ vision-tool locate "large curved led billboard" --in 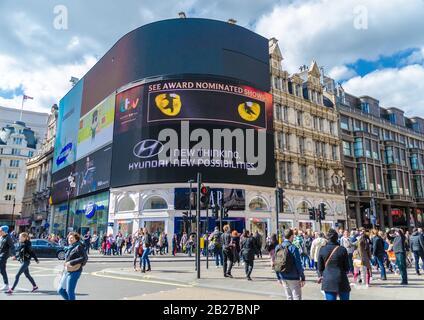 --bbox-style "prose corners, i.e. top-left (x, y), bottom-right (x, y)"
top-left (111, 77), bottom-right (274, 187)
top-left (51, 18), bottom-right (274, 204)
